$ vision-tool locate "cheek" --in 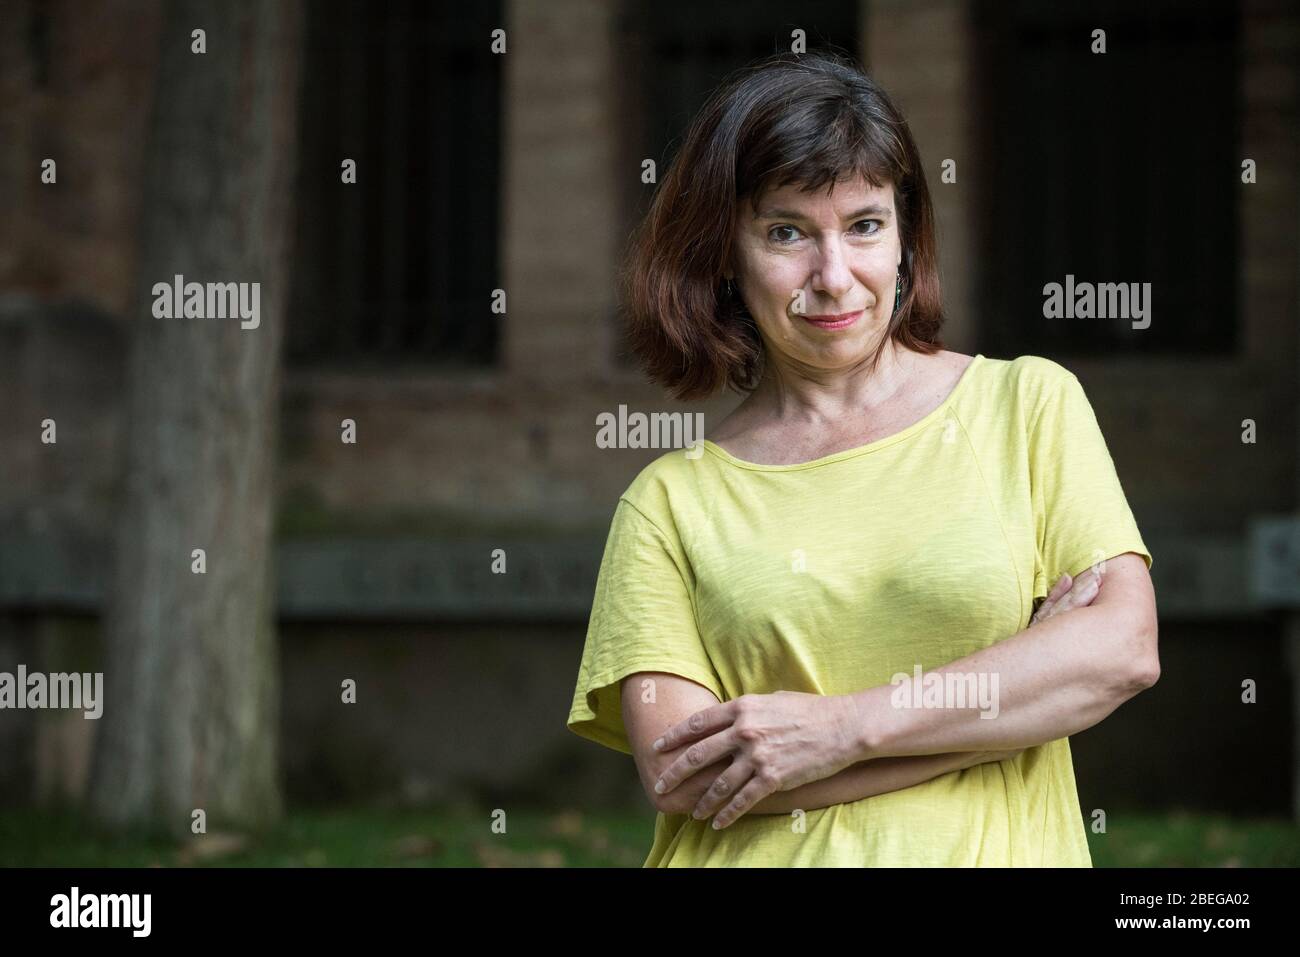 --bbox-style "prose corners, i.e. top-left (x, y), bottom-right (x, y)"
top-left (748, 265), bottom-right (804, 312)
